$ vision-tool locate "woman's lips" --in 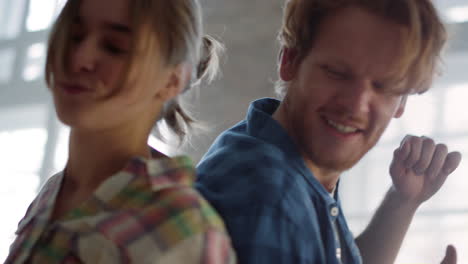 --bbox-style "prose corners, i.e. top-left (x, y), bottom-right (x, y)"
top-left (60, 83), bottom-right (90, 94)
